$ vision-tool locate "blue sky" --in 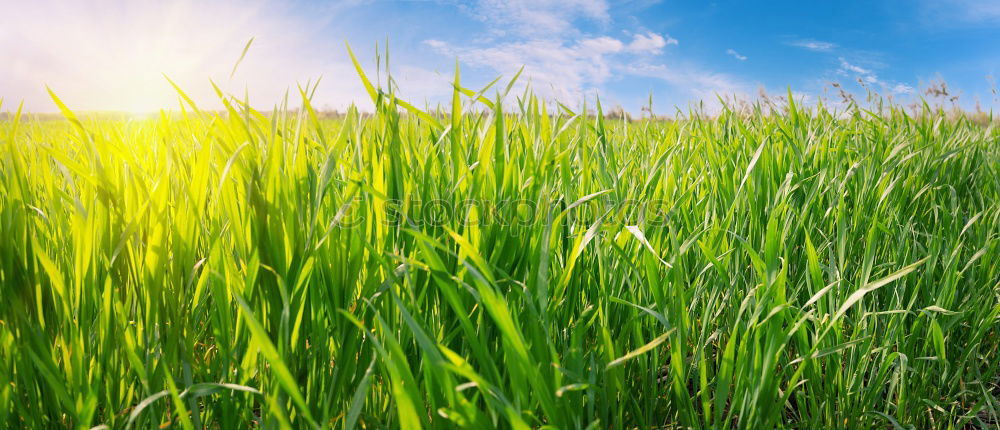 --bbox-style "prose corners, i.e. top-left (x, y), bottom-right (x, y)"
top-left (2, 0), bottom-right (998, 113)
